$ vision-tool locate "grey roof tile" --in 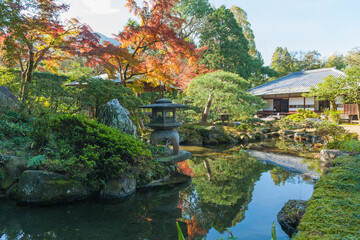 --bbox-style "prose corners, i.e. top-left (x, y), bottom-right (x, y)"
top-left (249, 68), bottom-right (345, 96)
